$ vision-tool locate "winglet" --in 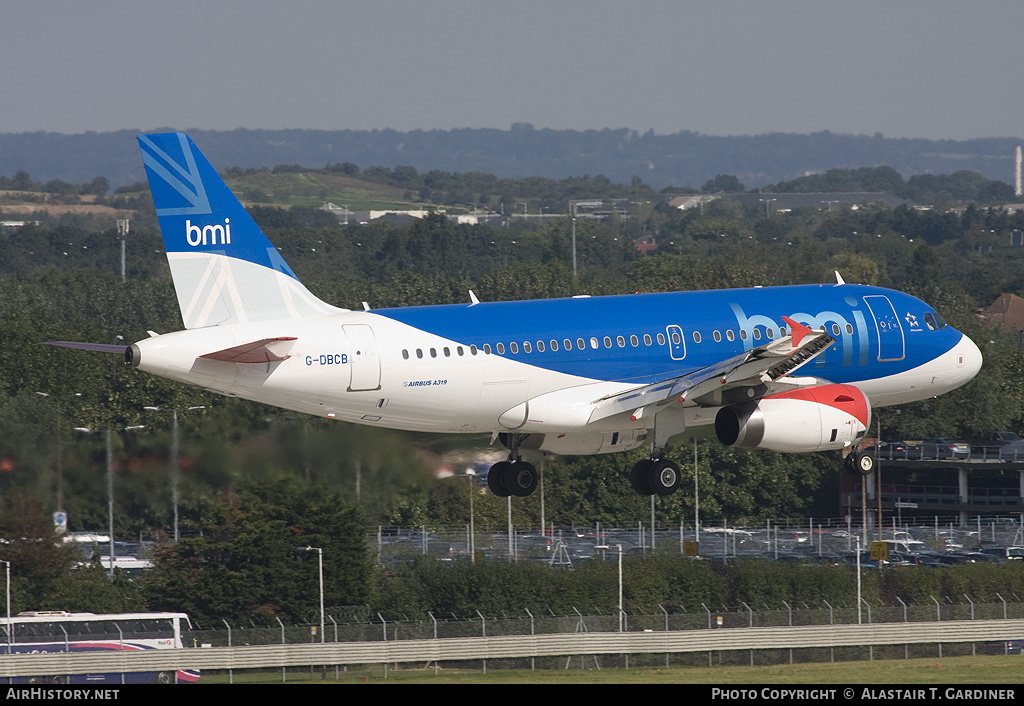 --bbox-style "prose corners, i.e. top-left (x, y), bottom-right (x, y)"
top-left (834, 271), bottom-right (845, 285)
top-left (782, 315), bottom-right (813, 349)
top-left (469, 290), bottom-right (480, 305)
